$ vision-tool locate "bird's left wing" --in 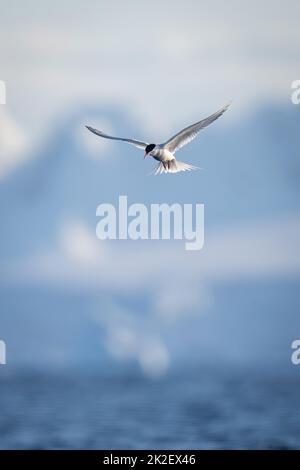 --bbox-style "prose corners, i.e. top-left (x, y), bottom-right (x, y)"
top-left (163, 103), bottom-right (230, 153)
top-left (85, 126), bottom-right (148, 150)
